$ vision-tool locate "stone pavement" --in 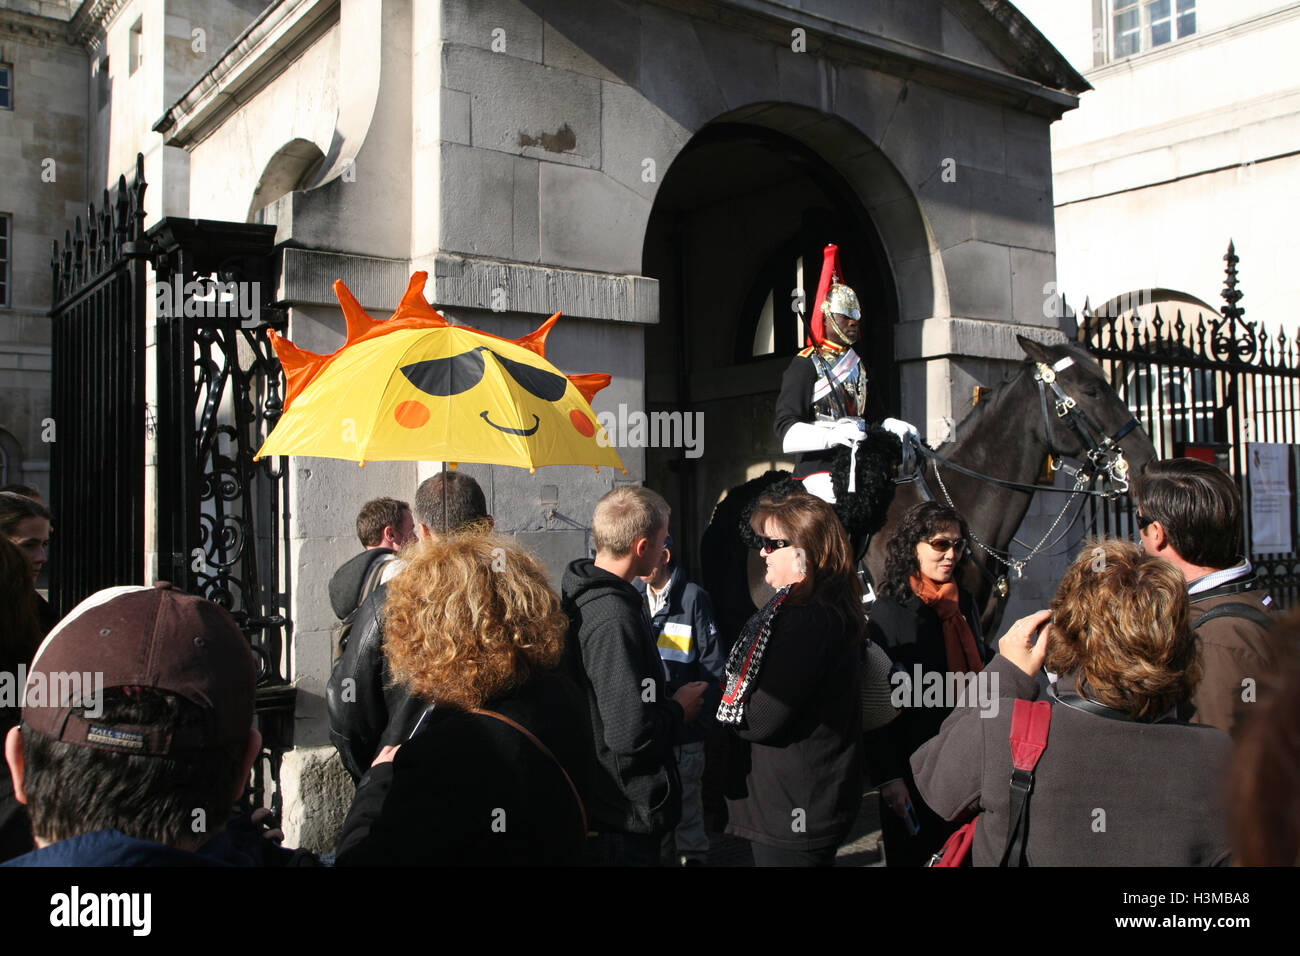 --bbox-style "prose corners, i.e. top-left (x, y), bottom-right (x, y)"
top-left (698, 788), bottom-right (886, 867)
